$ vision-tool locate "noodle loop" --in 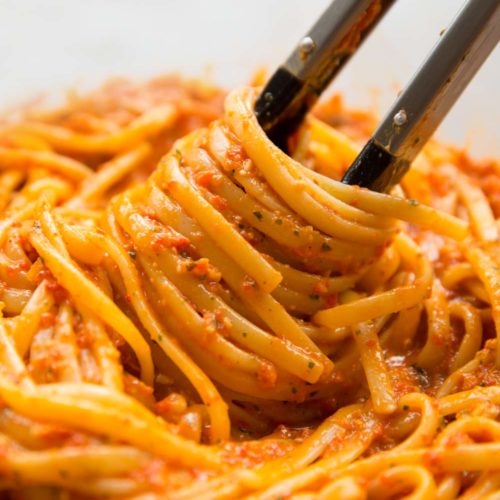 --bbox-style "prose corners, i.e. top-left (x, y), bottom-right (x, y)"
top-left (0, 77), bottom-right (497, 497)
